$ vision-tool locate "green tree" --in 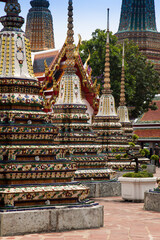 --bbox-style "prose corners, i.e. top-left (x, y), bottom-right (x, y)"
top-left (79, 29), bottom-right (160, 118)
